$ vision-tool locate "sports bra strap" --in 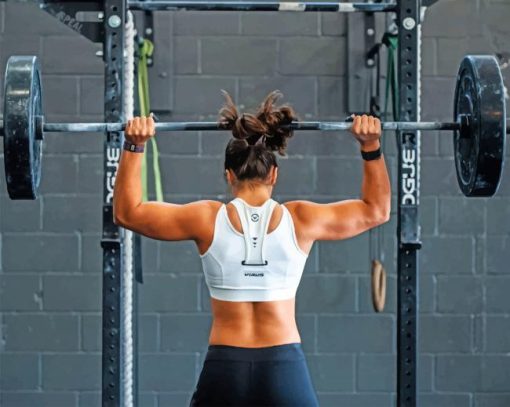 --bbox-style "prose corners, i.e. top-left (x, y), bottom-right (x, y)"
top-left (230, 198), bottom-right (278, 266)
